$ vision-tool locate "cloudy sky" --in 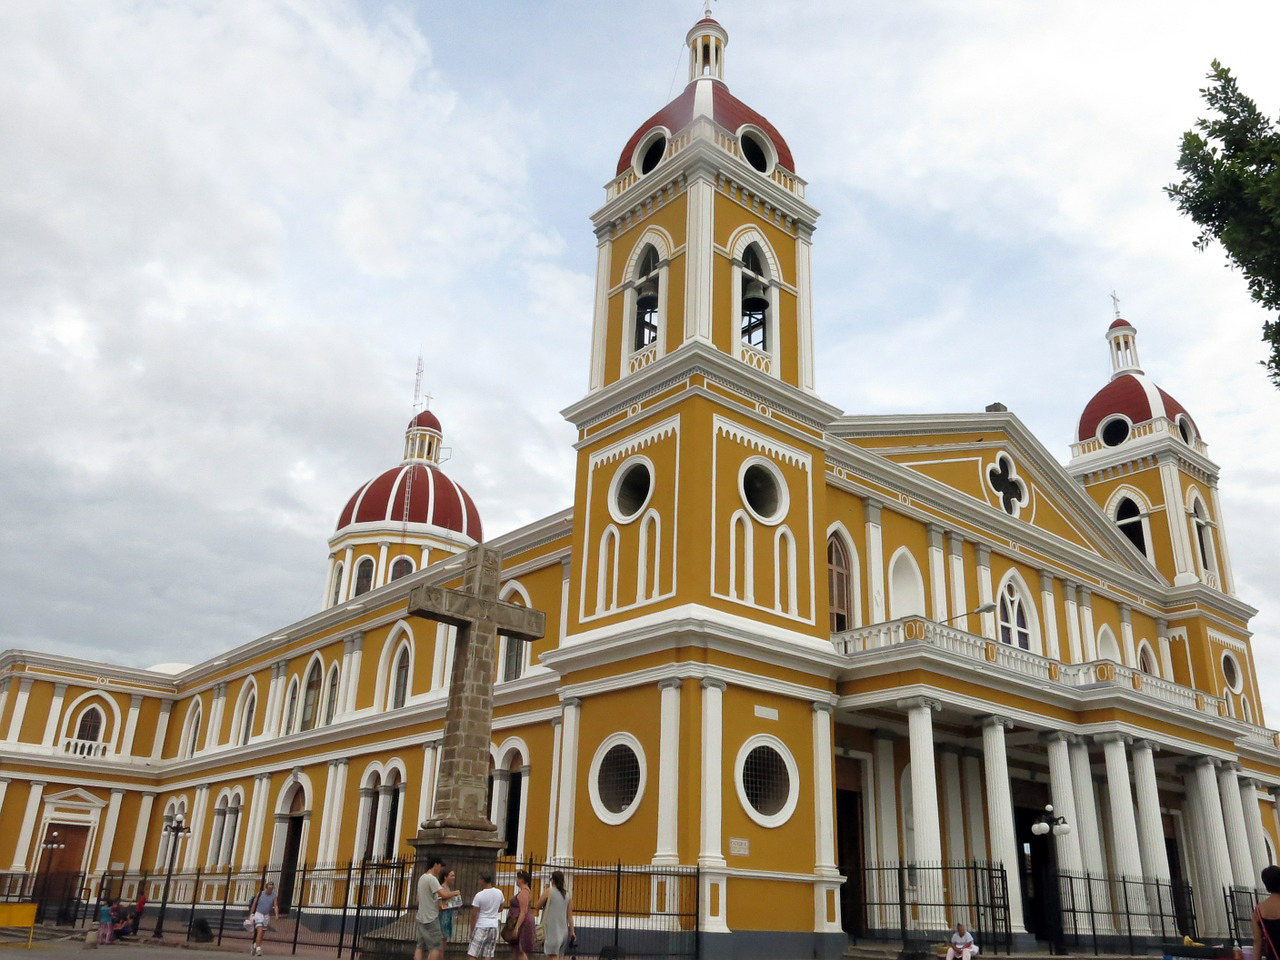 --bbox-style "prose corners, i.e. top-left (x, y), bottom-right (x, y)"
top-left (2, 1), bottom-right (1278, 714)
